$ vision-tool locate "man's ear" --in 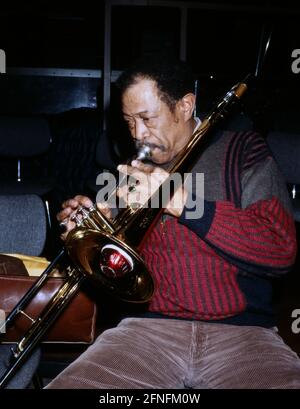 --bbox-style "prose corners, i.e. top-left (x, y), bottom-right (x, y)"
top-left (177, 93), bottom-right (196, 122)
